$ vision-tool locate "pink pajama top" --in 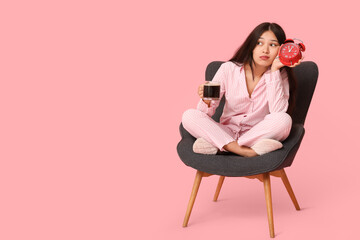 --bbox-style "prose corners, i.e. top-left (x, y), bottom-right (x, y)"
top-left (197, 61), bottom-right (290, 133)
